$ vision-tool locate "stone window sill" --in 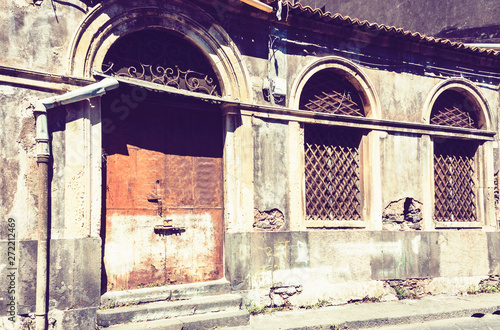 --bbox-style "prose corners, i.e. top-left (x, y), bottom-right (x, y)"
top-left (434, 221), bottom-right (483, 229)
